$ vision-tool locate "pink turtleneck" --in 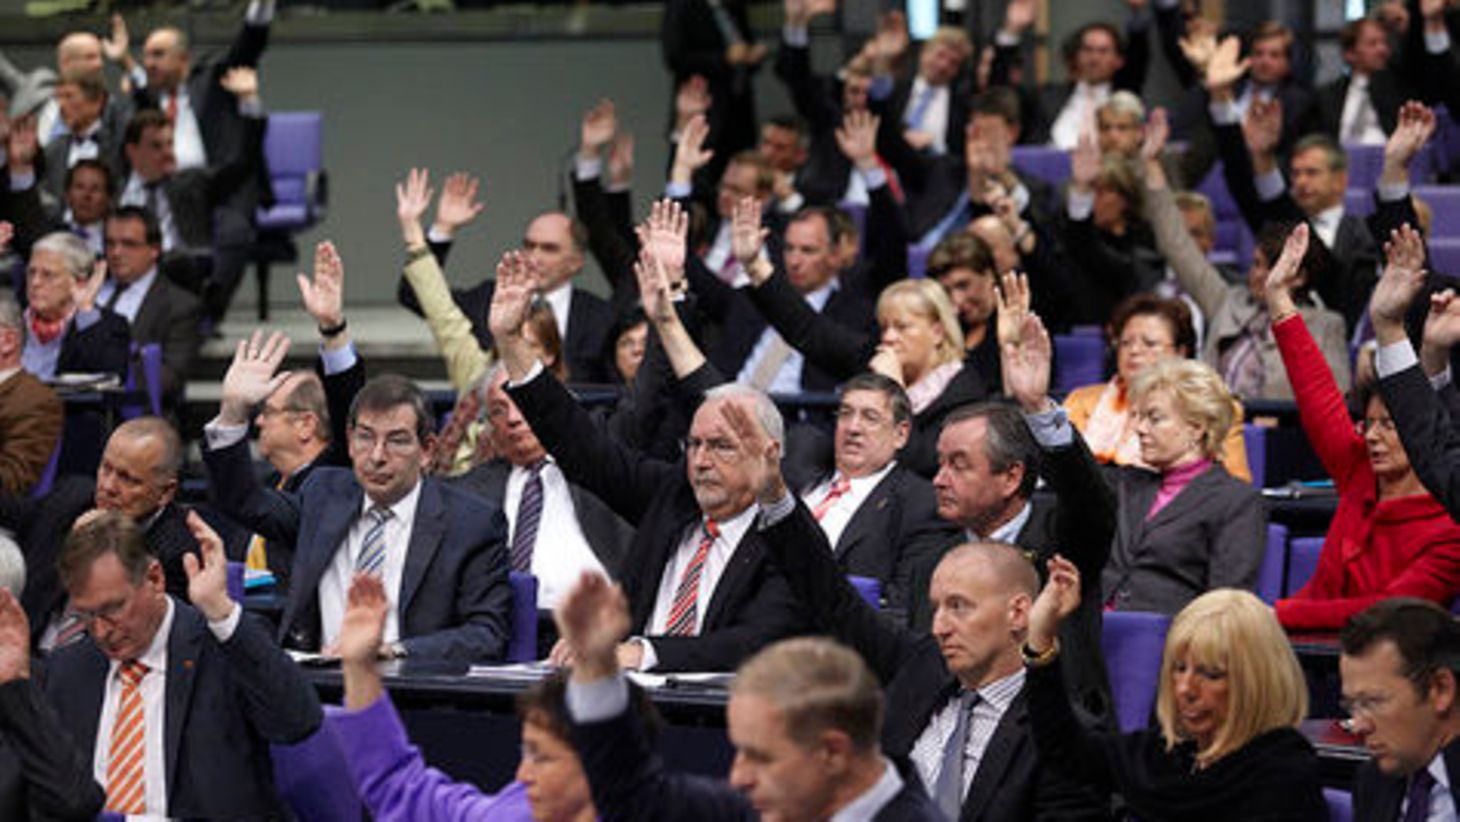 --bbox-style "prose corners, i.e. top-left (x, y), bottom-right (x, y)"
top-left (1146, 458), bottom-right (1213, 520)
